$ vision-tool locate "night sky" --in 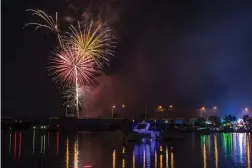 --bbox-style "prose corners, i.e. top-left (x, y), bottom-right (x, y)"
top-left (3, 0), bottom-right (252, 118)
